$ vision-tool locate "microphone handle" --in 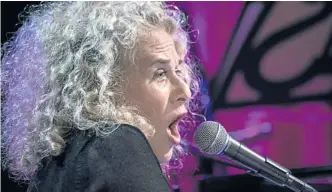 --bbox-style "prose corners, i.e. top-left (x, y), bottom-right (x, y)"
top-left (221, 136), bottom-right (318, 192)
